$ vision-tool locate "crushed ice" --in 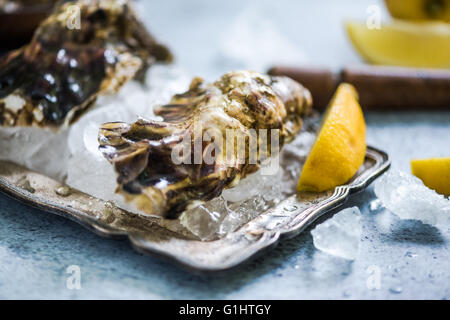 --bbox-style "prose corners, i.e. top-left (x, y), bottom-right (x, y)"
top-left (369, 199), bottom-right (383, 212)
top-left (0, 127), bottom-right (69, 181)
top-left (374, 170), bottom-right (450, 228)
top-left (311, 207), bottom-right (362, 261)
